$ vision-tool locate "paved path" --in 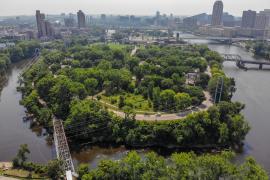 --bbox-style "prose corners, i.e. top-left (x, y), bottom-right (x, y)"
top-left (89, 65), bottom-right (214, 121)
top-left (91, 91), bottom-right (213, 121)
top-left (0, 176), bottom-right (18, 180)
top-left (206, 65), bottom-right (212, 77)
top-left (130, 46), bottom-right (138, 56)
top-left (107, 91), bottom-right (213, 121)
